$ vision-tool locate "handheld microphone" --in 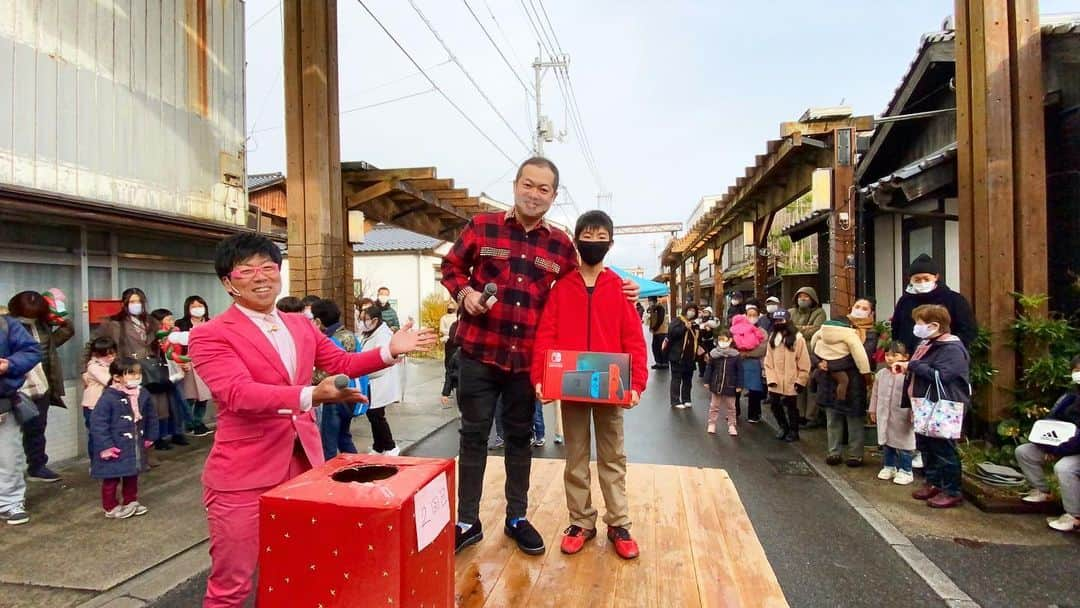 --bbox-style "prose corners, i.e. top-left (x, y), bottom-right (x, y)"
top-left (483, 283), bottom-right (498, 308)
top-left (333, 374), bottom-right (350, 390)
